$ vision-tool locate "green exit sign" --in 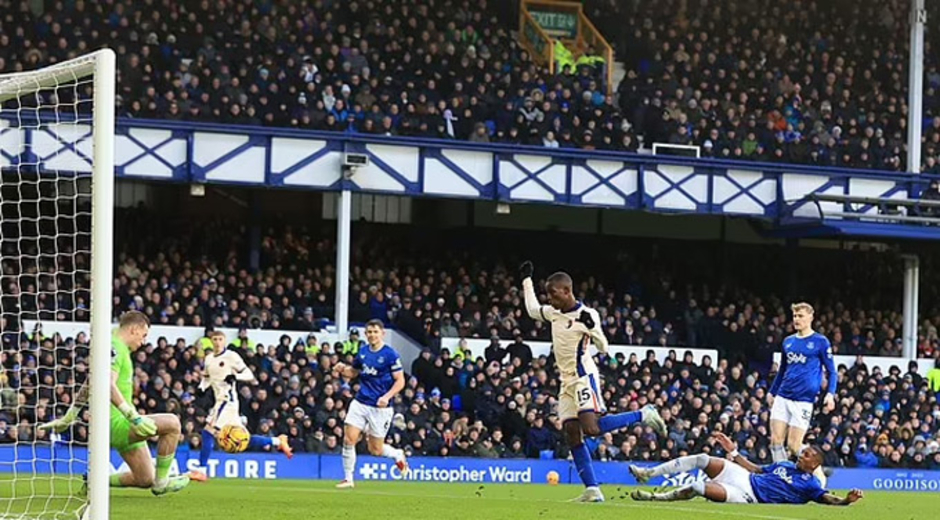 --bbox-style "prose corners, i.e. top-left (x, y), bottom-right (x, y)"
top-left (529, 10), bottom-right (578, 38)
